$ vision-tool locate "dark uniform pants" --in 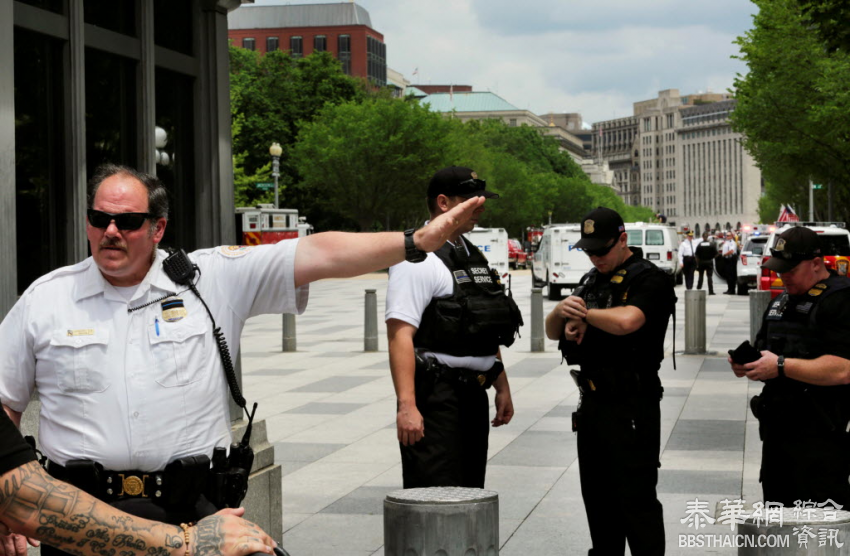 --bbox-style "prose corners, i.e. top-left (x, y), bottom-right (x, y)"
top-left (682, 256), bottom-right (696, 290)
top-left (400, 371), bottom-right (490, 488)
top-left (696, 262), bottom-right (714, 294)
top-left (760, 431), bottom-right (850, 508)
top-left (724, 256), bottom-right (738, 293)
top-left (576, 391), bottom-right (665, 556)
